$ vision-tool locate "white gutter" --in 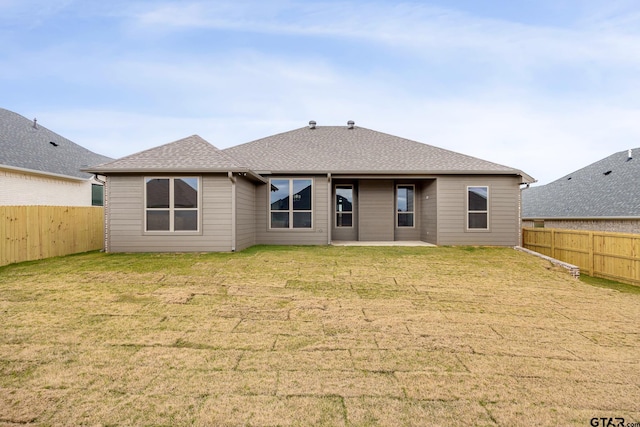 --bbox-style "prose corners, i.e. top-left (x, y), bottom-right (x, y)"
top-left (228, 172), bottom-right (237, 252)
top-left (1, 164), bottom-right (87, 182)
